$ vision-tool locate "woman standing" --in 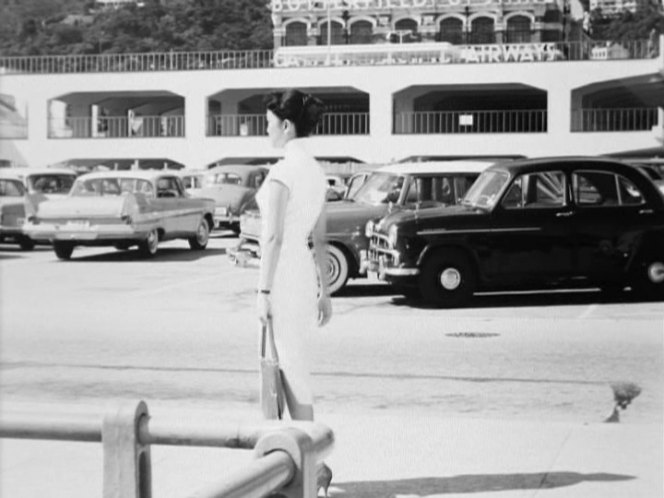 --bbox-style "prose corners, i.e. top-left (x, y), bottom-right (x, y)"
top-left (256, 89), bottom-right (333, 418)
